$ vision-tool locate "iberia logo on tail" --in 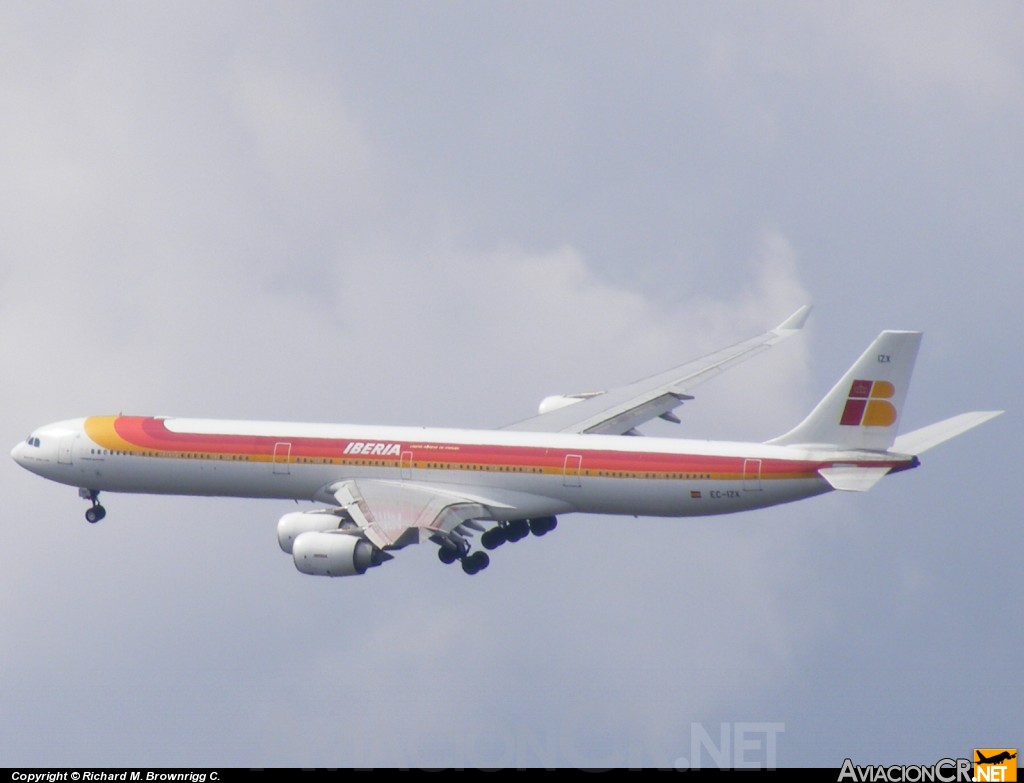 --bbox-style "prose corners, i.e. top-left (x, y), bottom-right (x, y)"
top-left (840, 379), bottom-right (898, 427)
